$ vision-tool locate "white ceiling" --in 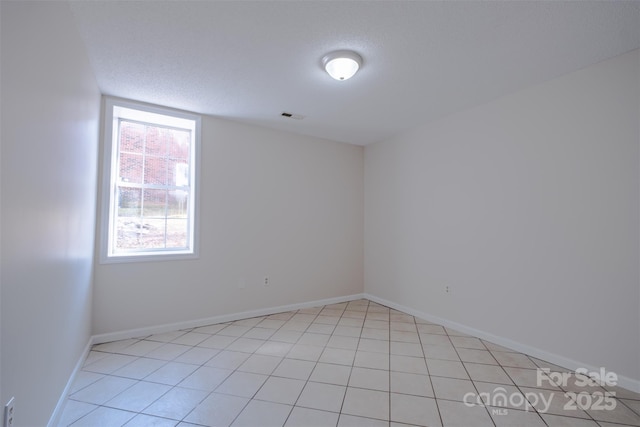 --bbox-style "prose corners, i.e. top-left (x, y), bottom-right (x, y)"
top-left (69, 1), bottom-right (640, 146)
